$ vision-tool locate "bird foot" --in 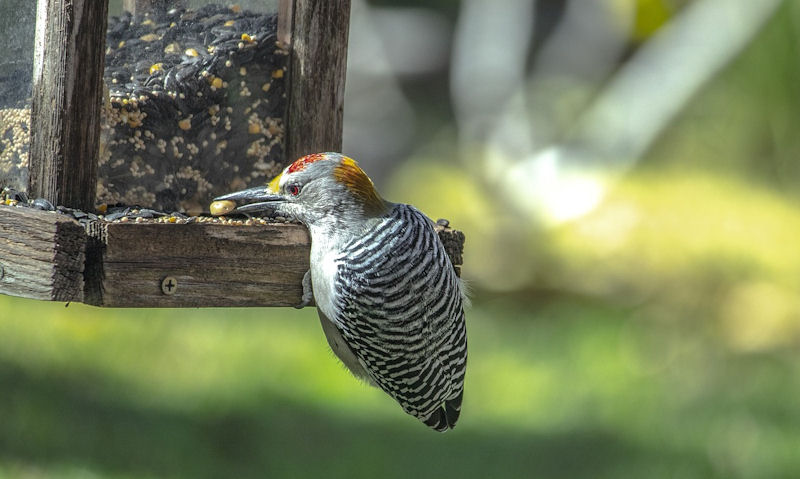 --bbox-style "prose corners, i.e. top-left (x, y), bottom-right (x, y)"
top-left (295, 269), bottom-right (314, 308)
